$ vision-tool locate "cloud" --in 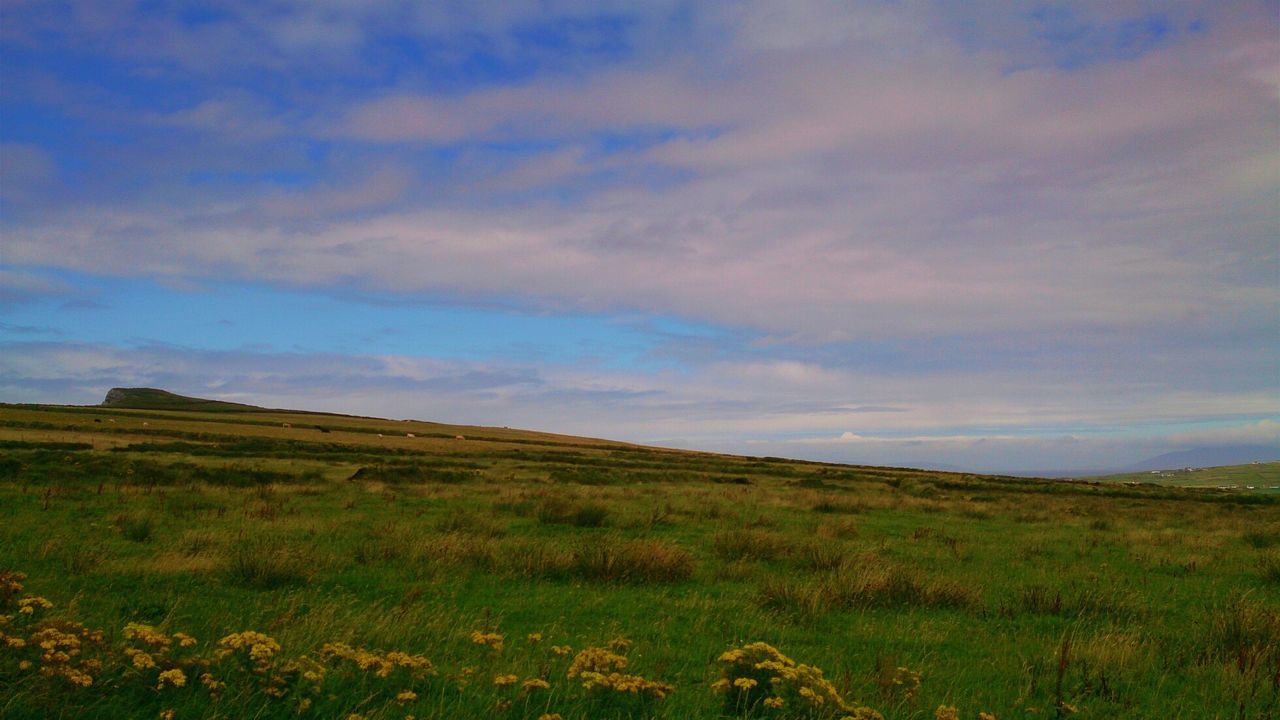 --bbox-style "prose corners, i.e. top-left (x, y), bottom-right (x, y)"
top-left (1164, 419), bottom-right (1280, 447)
top-left (1, 1), bottom-right (1275, 473)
